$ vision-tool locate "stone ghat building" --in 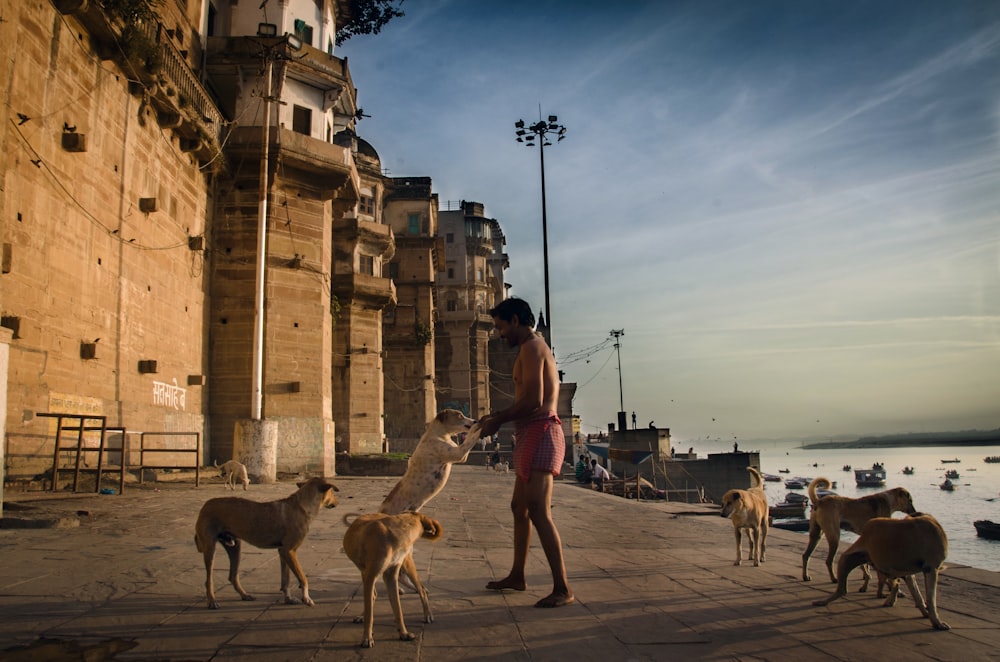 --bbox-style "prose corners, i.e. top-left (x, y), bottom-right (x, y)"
top-left (0, 0), bottom-right (579, 489)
